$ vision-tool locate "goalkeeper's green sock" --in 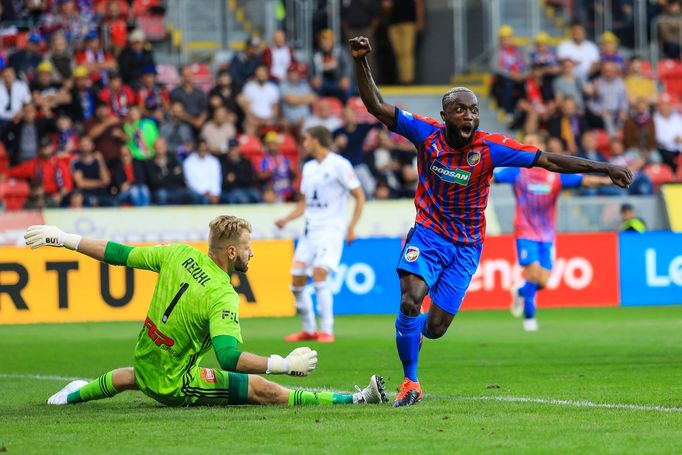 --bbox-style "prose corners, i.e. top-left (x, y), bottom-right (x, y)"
top-left (288, 390), bottom-right (355, 406)
top-left (67, 371), bottom-right (120, 404)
